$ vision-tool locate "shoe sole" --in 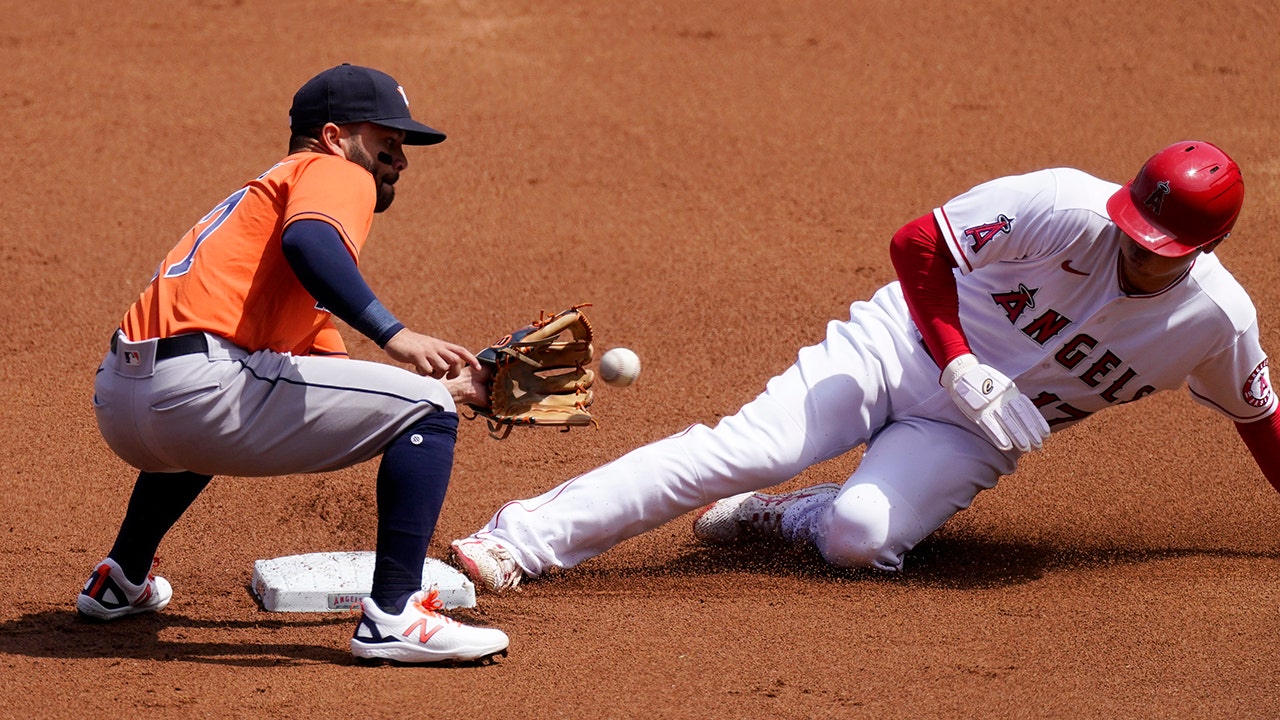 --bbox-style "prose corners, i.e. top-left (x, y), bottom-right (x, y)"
top-left (449, 542), bottom-right (512, 594)
top-left (448, 544), bottom-right (484, 587)
top-left (75, 592), bottom-right (171, 621)
top-left (351, 641), bottom-right (509, 666)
